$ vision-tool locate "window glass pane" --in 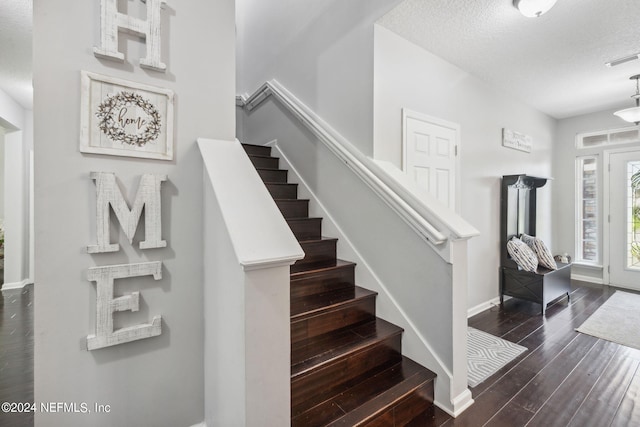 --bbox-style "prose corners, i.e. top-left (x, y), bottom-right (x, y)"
top-left (611, 129), bottom-right (640, 145)
top-left (577, 156), bottom-right (598, 263)
top-left (581, 135), bottom-right (607, 147)
top-left (627, 161), bottom-right (640, 269)
top-left (578, 127), bottom-right (640, 149)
